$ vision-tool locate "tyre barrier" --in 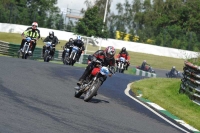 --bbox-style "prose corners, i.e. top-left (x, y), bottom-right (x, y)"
top-left (180, 61), bottom-right (200, 105)
top-left (133, 68), bottom-right (157, 77)
top-left (0, 40), bottom-right (88, 64)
